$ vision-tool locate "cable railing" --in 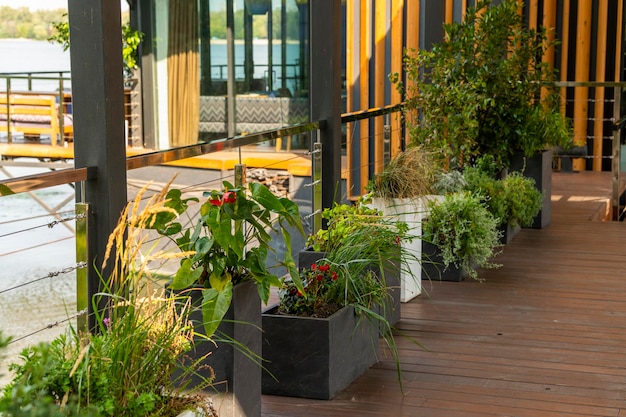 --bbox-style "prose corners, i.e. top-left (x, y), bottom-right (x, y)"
top-left (2, 81), bottom-right (625, 372)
